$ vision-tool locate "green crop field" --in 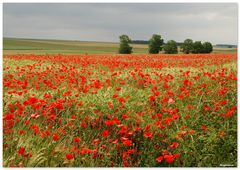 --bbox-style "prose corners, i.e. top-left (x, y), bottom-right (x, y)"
top-left (3, 38), bottom-right (148, 55)
top-left (3, 38), bottom-right (237, 55)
